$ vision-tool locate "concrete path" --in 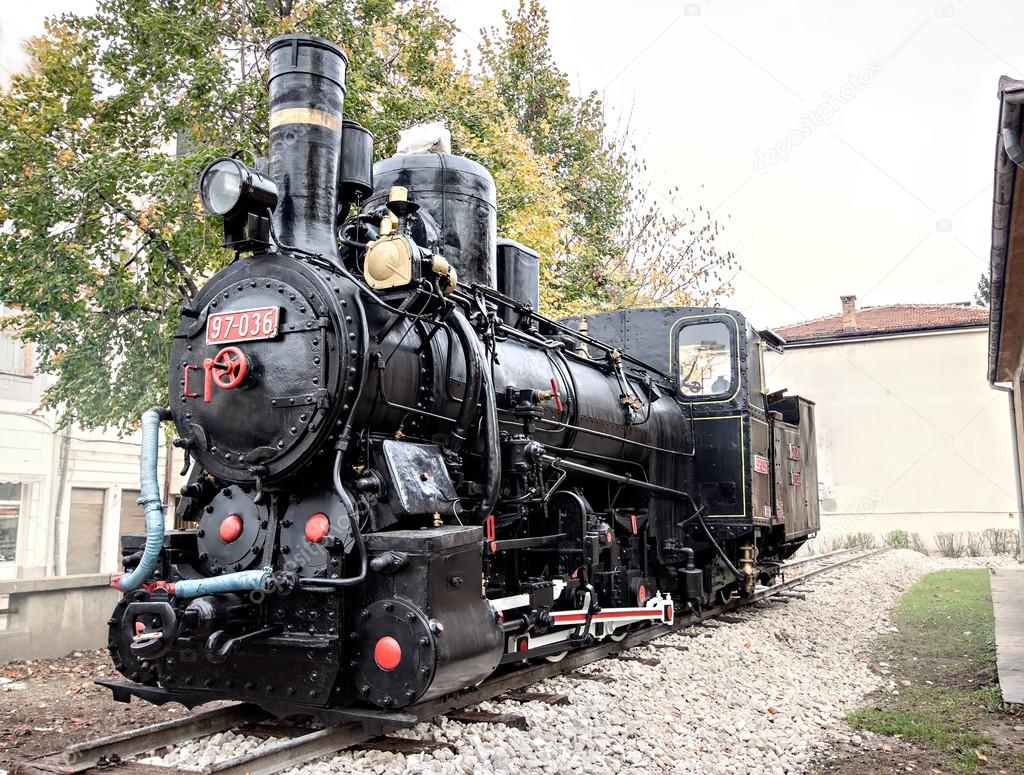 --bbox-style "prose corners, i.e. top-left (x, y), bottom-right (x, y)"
top-left (991, 567), bottom-right (1024, 705)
